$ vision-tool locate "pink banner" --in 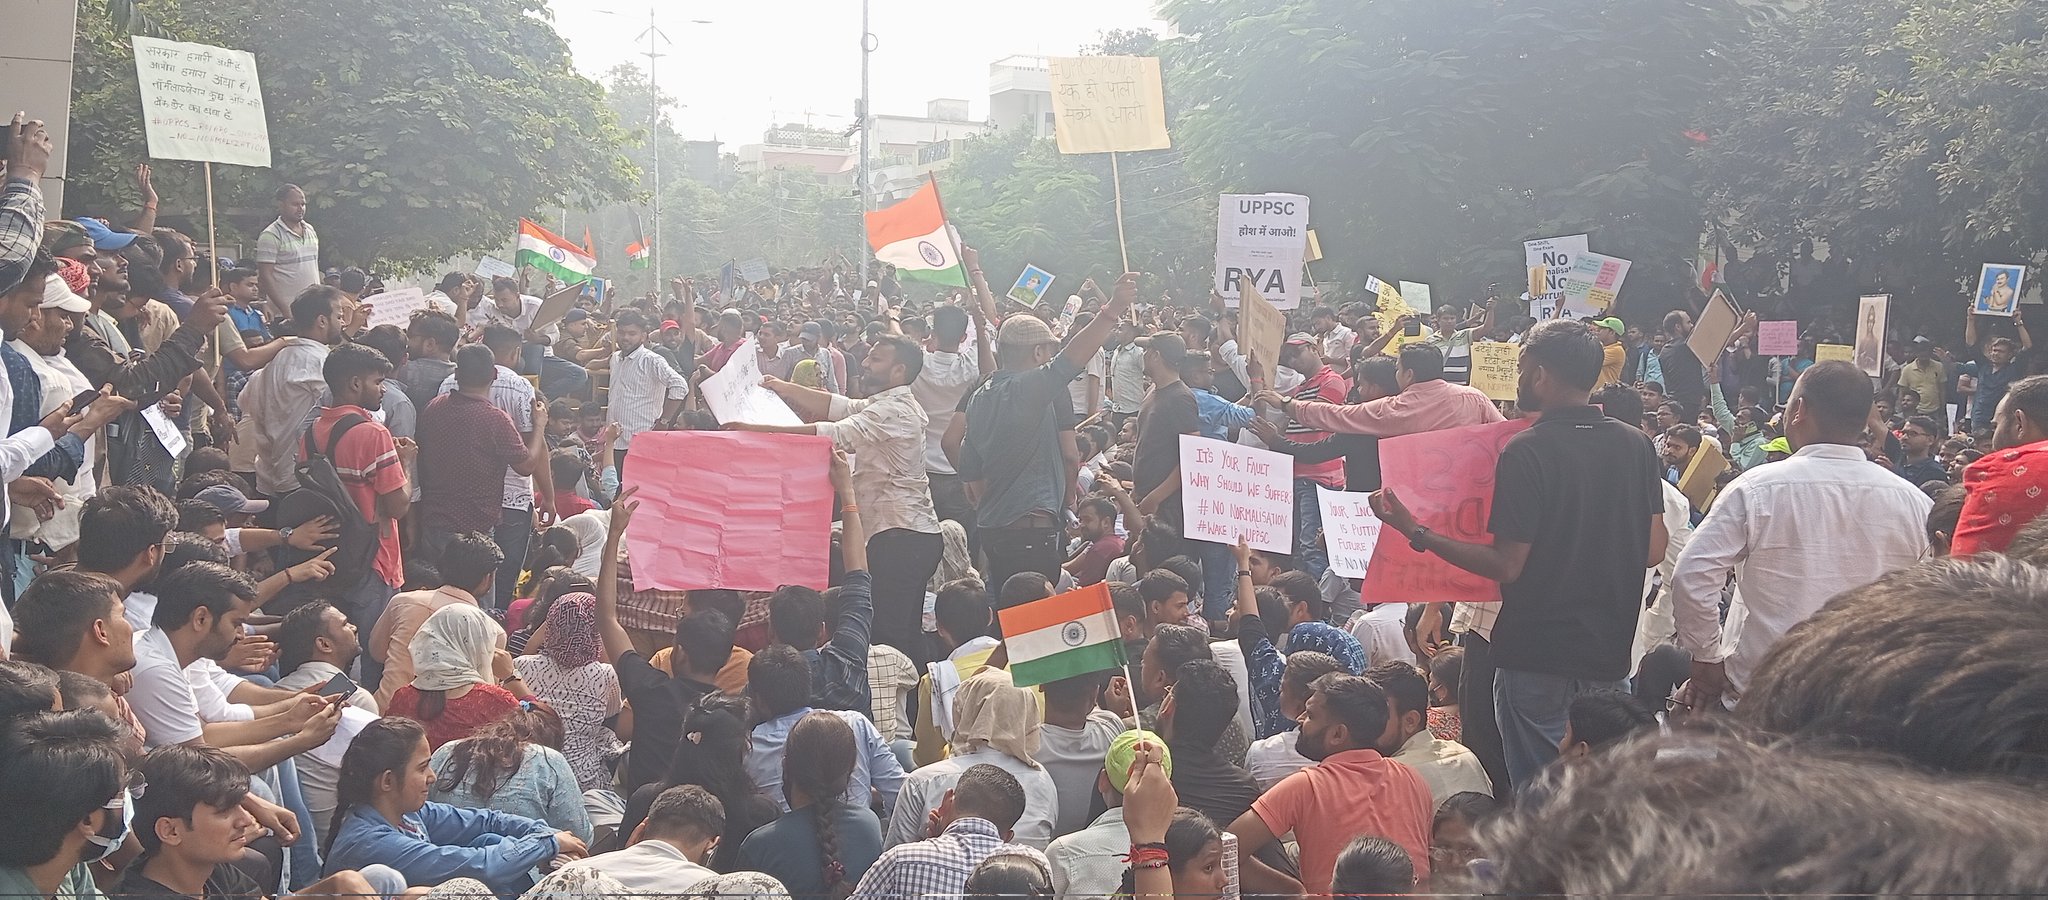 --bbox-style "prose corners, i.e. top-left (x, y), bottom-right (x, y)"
top-left (1756, 320), bottom-right (1800, 356)
top-left (622, 431), bottom-right (834, 593)
top-left (1361, 418), bottom-right (1533, 605)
